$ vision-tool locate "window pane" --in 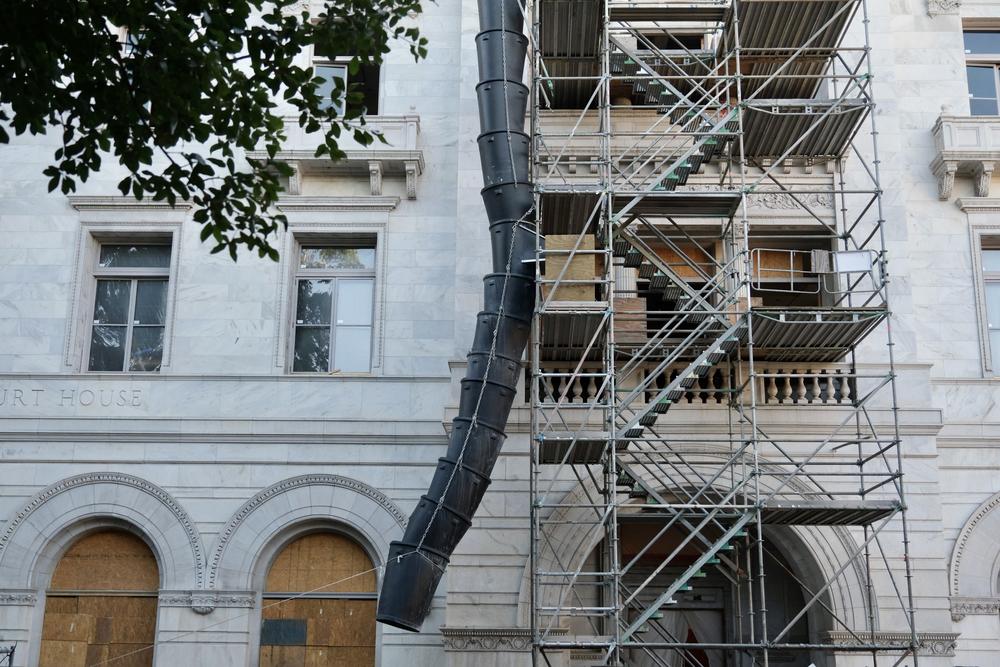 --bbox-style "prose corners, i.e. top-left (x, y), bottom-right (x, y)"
top-left (299, 247), bottom-right (375, 270)
top-left (986, 282), bottom-right (1000, 327)
top-left (293, 327), bottom-right (330, 372)
top-left (315, 65), bottom-right (347, 111)
top-left (967, 66), bottom-right (997, 98)
top-left (965, 31), bottom-right (1000, 55)
top-left (334, 326), bottom-right (372, 373)
top-left (93, 279), bottom-right (131, 324)
top-left (99, 244), bottom-right (171, 268)
top-left (134, 280), bottom-right (168, 325)
top-left (296, 280), bottom-right (334, 325)
top-left (129, 326), bottom-right (164, 372)
top-left (992, 330), bottom-right (1000, 366)
top-left (971, 98), bottom-right (1000, 116)
top-left (336, 279), bottom-right (374, 326)
top-left (89, 325), bottom-right (126, 371)
top-left (983, 248), bottom-right (1000, 272)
